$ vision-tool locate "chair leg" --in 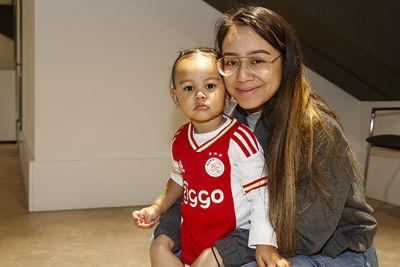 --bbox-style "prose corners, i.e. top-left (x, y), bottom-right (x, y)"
top-left (364, 144), bottom-right (372, 188)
